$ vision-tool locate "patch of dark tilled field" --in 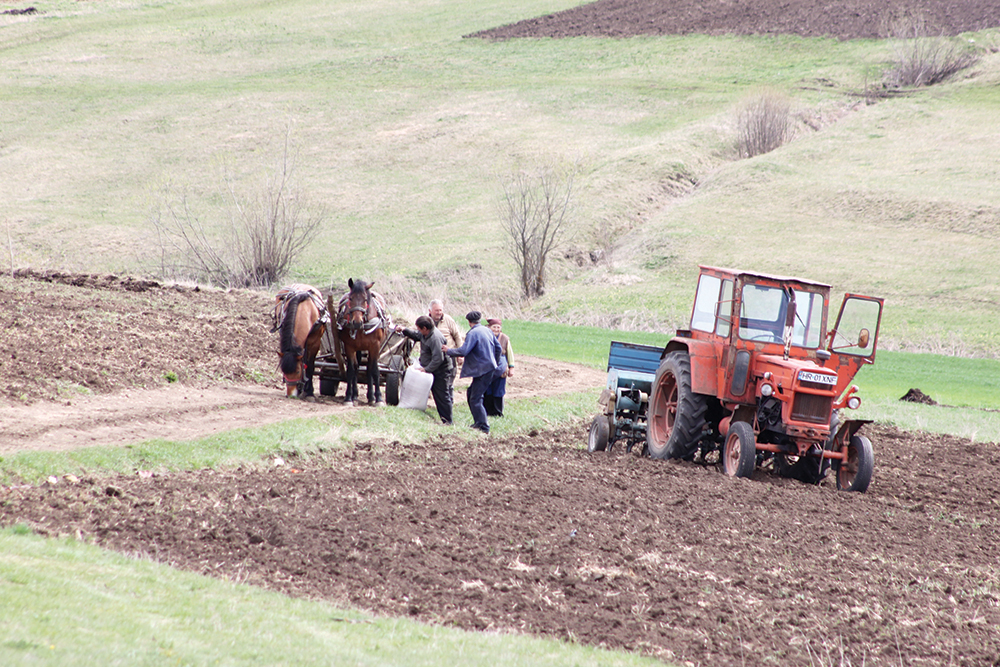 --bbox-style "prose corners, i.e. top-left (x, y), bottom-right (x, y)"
top-left (4, 423), bottom-right (999, 666)
top-left (471, 0), bottom-right (1000, 41)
